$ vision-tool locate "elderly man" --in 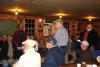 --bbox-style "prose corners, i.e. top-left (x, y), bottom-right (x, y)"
top-left (42, 37), bottom-right (64, 67)
top-left (13, 39), bottom-right (41, 67)
top-left (78, 23), bottom-right (99, 48)
top-left (80, 41), bottom-right (93, 62)
top-left (53, 20), bottom-right (69, 63)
